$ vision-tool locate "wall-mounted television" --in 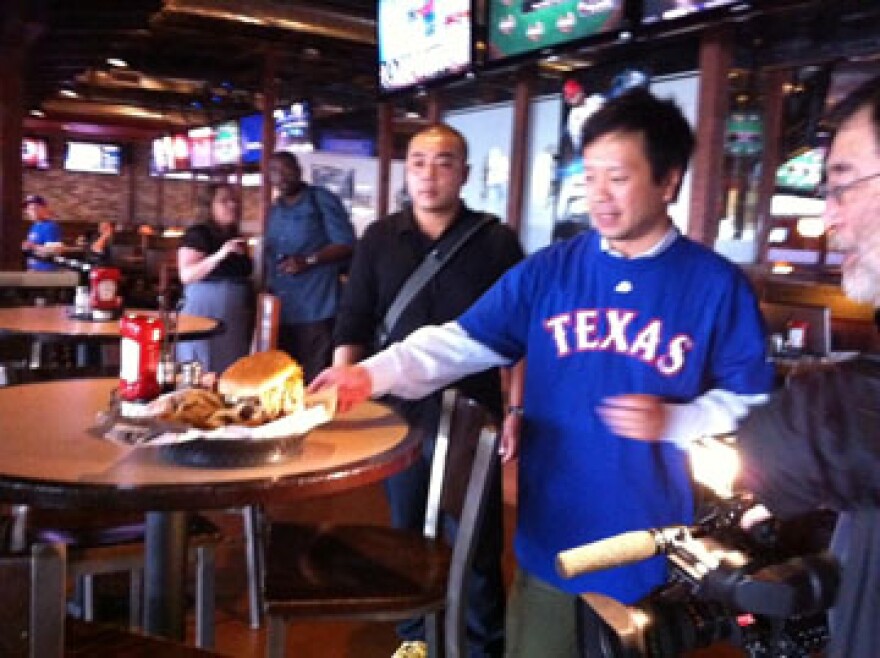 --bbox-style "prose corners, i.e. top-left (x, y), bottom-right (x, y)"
top-left (318, 129), bottom-right (375, 157)
top-left (22, 138), bottom-right (49, 169)
top-left (378, 0), bottom-right (472, 93)
top-left (487, 0), bottom-right (626, 63)
top-left (188, 126), bottom-right (214, 169)
top-left (213, 121), bottom-right (241, 166)
top-left (239, 114), bottom-right (264, 164)
top-left (152, 134), bottom-right (192, 173)
top-left (275, 102), bottom-right (313, 153)
top-left (63, 141), bottom-right (121, 175)
top-left (641, 0), bottom-right (750, 26)
top-left (775, 147), bottom-right (825, 195)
